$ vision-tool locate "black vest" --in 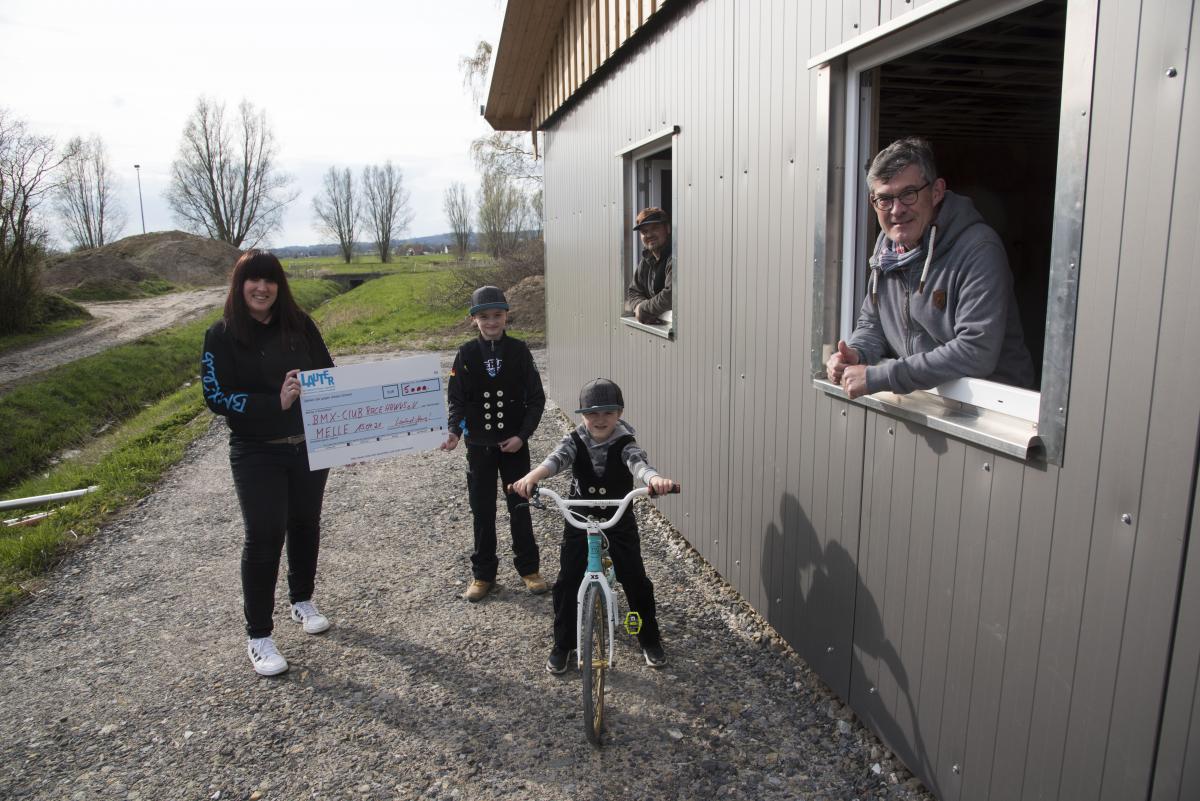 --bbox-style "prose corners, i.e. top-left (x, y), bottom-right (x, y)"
top-left (460, 337), bottom-right (528, 443)
top-left (570, 432), bottom-right (635, 526)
